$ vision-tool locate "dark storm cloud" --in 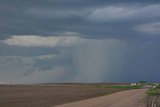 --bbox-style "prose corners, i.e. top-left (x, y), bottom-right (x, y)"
top-left (0, 0), bottom-right (160, 39)
top-left (1, 0), bottom-right (160, 83)
top-left (119, 40), bottom-right (160, 82)
top-left (21, 48), bottom-right (76, 77)
top-left (0, 44), bottom-right (61, 57)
